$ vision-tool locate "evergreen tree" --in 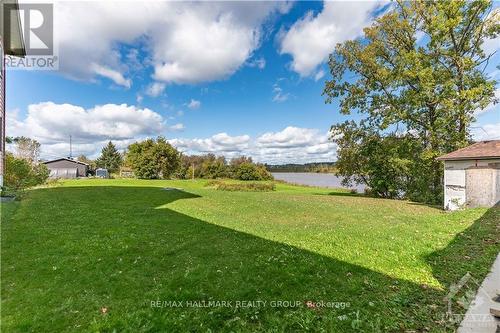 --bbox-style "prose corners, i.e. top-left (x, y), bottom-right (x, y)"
top-left (96, 141), bottom-right (123, 173)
